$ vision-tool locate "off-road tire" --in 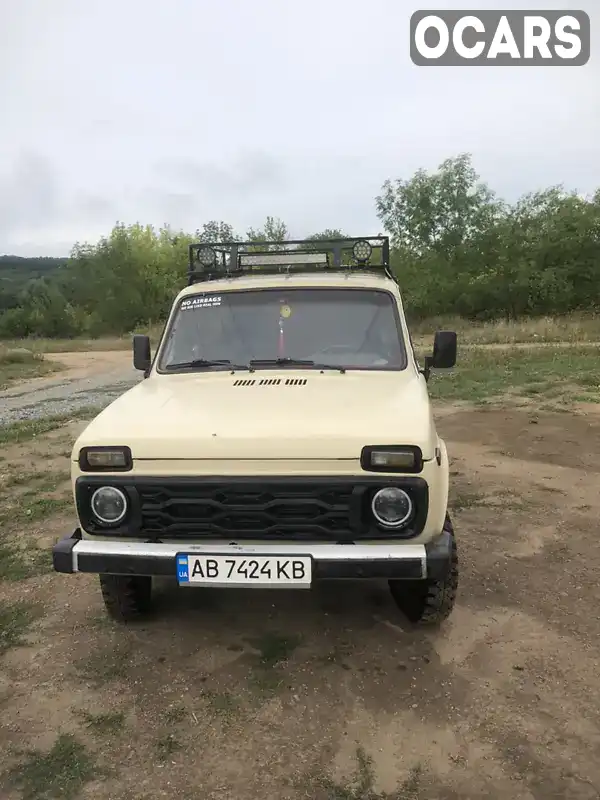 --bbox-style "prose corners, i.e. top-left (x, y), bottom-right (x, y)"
top-left (389, 514), bottom-right (458, 627)
top-left (99, 575), bottom-right (153, 623)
